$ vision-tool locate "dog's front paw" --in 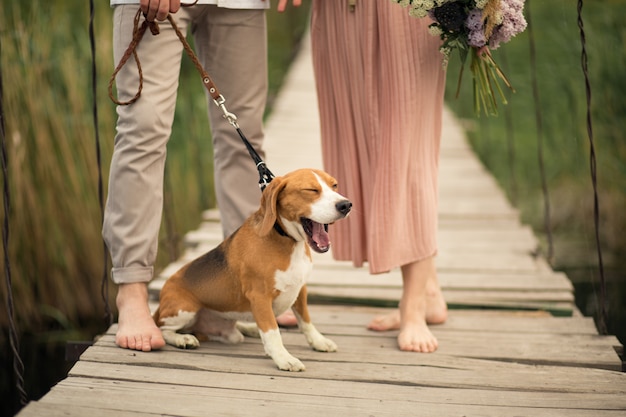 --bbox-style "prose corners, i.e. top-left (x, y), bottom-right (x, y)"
top-left (261, 328), bottom-right (305, 371)
top-left (310, 336), bottom-right (337, 352)
top-left (166, 332), bottom-right (200, 349)
top-left (274, 353), bottom-right (306, 372)
top-left (300, 322), bottom-right (338, 352)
